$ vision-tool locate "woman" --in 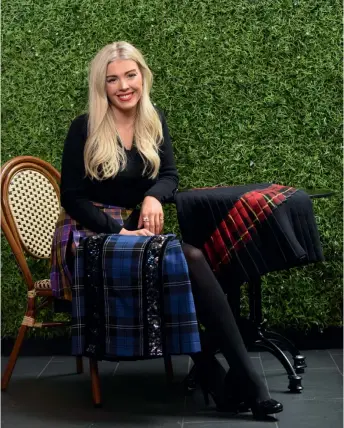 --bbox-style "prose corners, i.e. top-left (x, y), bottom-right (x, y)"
top-left (57, 41), bottom-right (283, 419)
